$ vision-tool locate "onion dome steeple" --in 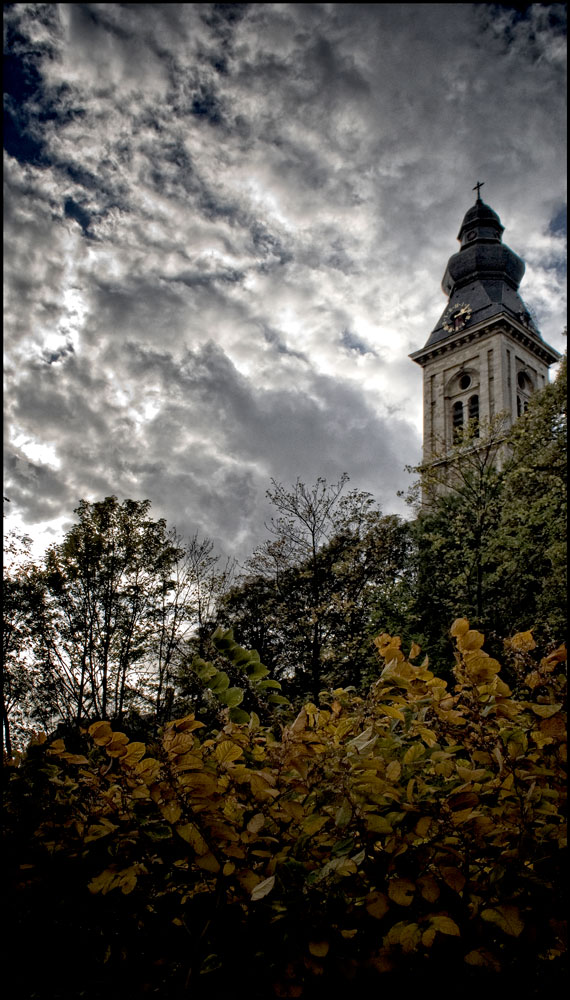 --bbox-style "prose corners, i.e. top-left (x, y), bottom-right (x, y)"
top-left (421, 185), bottom-right (537, 350)
top-left (408, 184), bottom-right (561, 477)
